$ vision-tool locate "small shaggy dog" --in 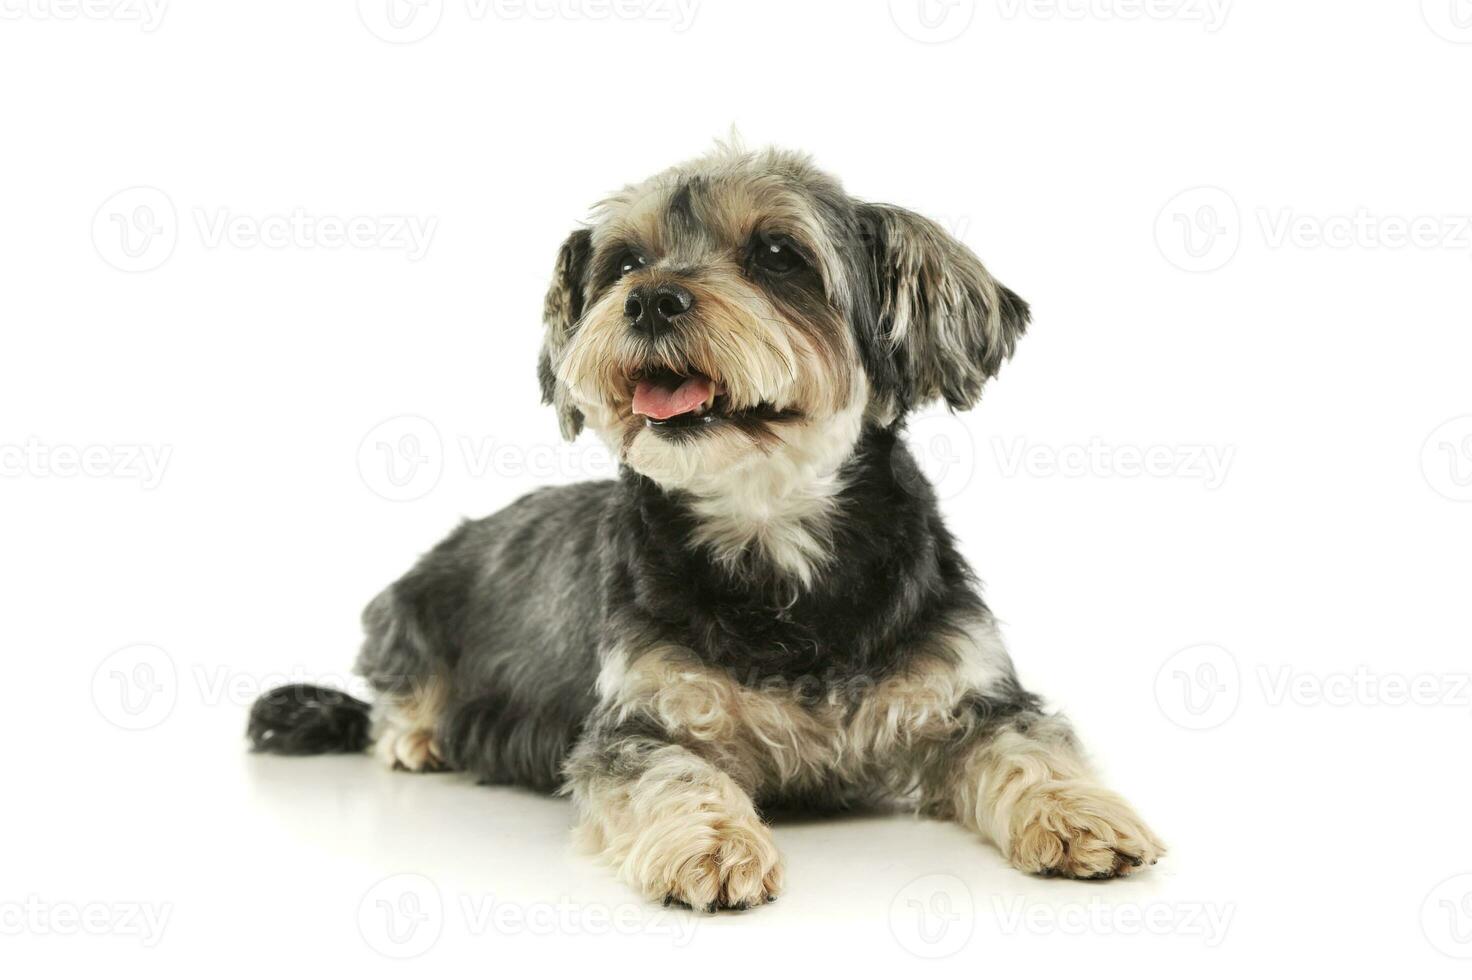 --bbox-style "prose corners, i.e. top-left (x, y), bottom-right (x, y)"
top-left (249, 143), bottom-right (1163, 911)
